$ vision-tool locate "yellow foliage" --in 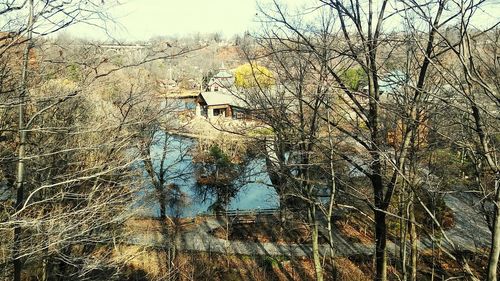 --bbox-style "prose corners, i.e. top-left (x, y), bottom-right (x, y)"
top-left (234, 63), bottom-right (274, 88)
